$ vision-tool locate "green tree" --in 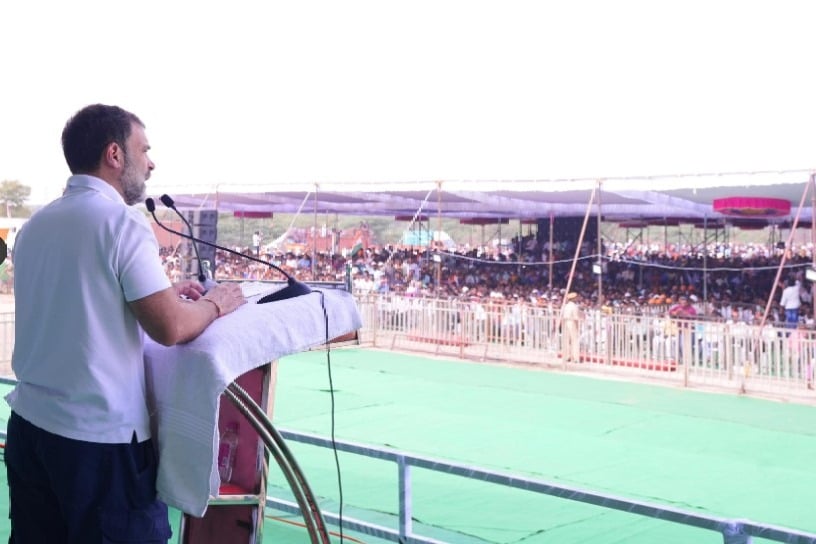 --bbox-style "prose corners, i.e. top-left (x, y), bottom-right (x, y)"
top-left (0, 180), bottom-right (31, 217)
